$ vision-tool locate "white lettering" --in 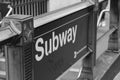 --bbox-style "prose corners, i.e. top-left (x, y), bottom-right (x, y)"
top-left (72, 25), bottom-right (77, 43)
top-left (35, 25), bottom-right (78, 61)
top-left (59, 31), bottom-right (67, 47)
top-left (45, 38), bottom-right (52, 56)
top-left (35, 38), bottom-right (44, 61)
top-left (67, 28), bottom-right (72, 43)
top-left (52, 32), bottom-right (59, 52)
